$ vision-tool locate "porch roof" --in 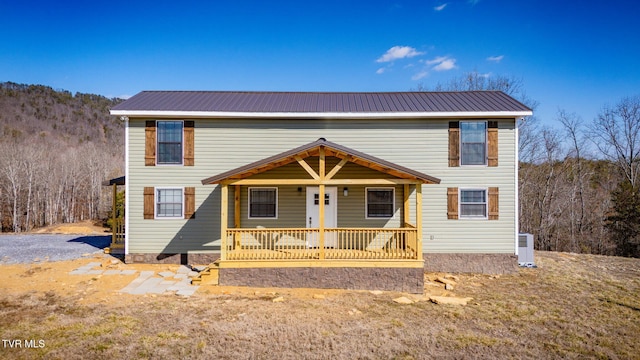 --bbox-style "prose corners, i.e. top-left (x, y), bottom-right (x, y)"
top-left (201, 138), bottom-right (441, 185)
